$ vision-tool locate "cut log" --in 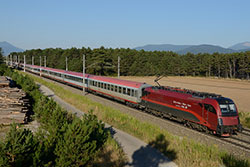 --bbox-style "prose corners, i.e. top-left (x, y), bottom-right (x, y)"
top-left (0, 76), bottom-right (30, 125)
top-left (0, 76), bottom-right (10, 88)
